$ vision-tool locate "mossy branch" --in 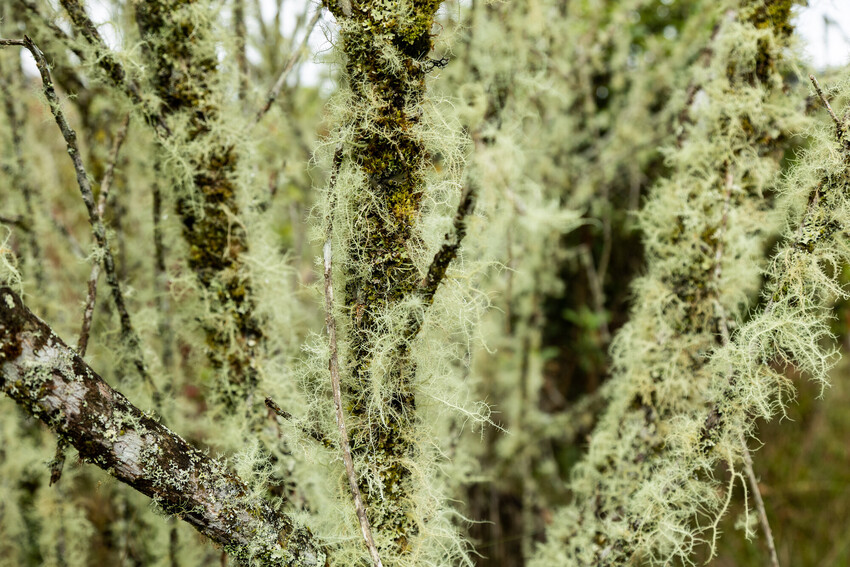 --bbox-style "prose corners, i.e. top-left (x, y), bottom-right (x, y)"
top-left (57, 0), bottom-right (171, 136)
